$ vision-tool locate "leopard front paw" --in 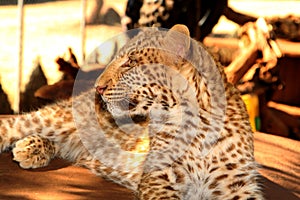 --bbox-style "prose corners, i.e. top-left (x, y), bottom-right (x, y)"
top-left (12, 135), bottom-right (56, 169)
